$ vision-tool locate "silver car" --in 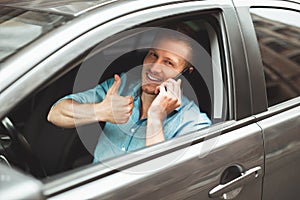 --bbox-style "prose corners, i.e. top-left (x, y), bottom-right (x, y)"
top-left (0, 0), bottom-right (299, 199)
